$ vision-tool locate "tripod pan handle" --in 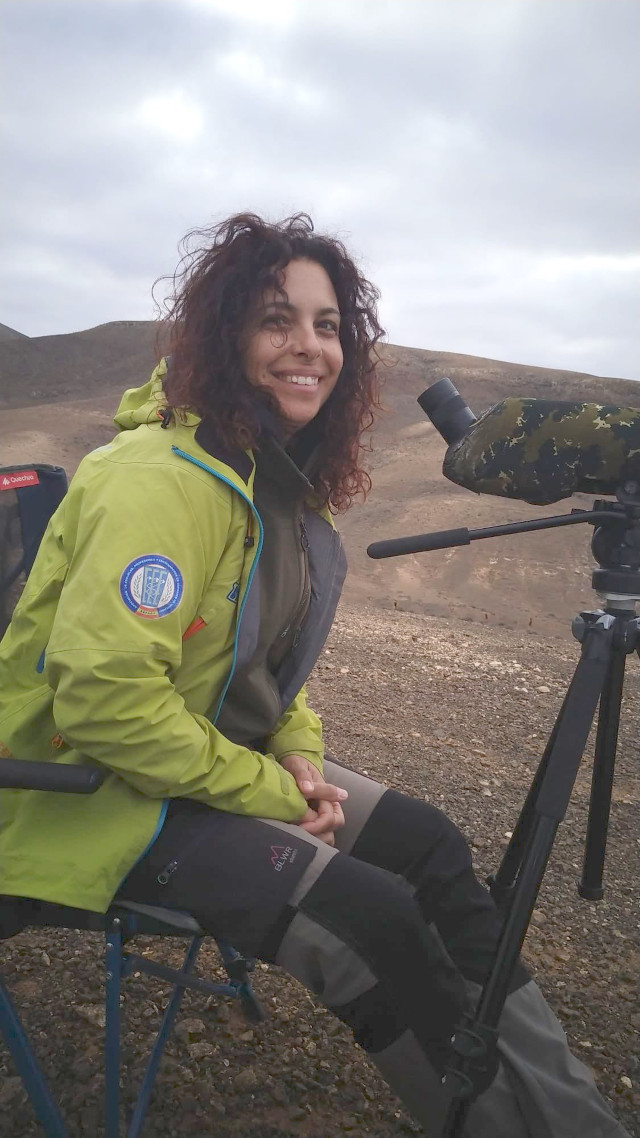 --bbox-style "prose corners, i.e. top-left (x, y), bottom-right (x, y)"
top-left (367, 528), bottom-right (470, 558)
